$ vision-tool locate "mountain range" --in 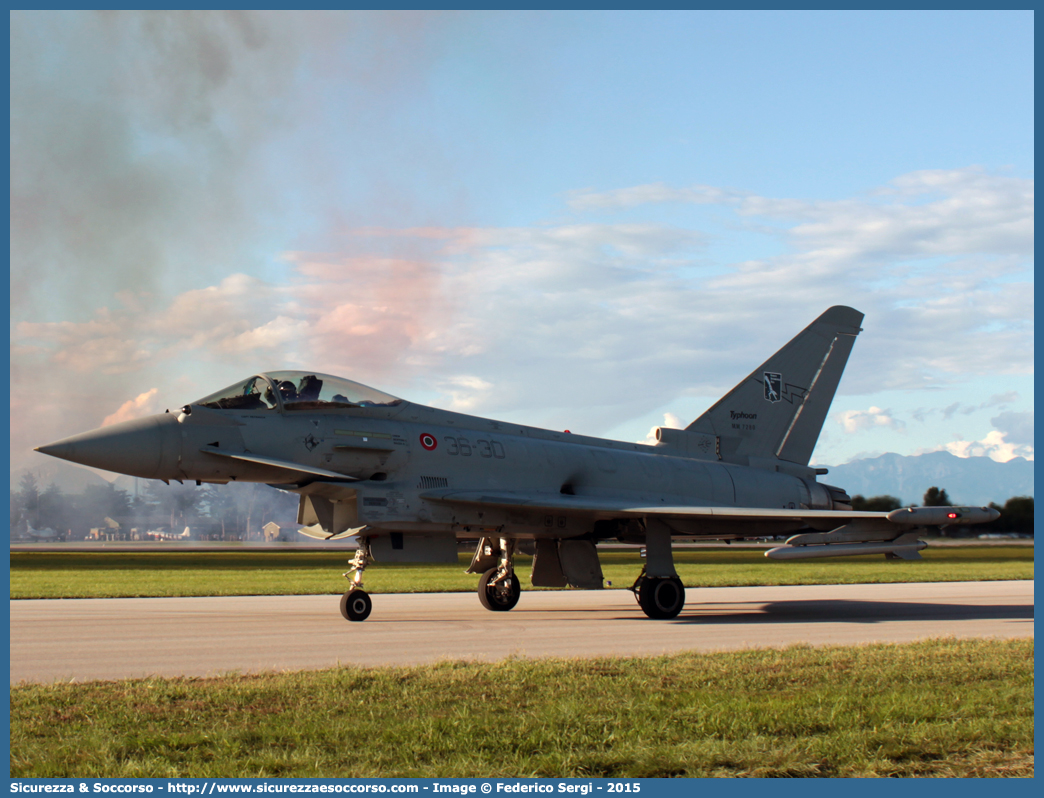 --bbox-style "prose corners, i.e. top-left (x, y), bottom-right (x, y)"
top-left (12, 451), bottom-right (1032, 508)
top-left (820, 451), bottom-right (1033, 506)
